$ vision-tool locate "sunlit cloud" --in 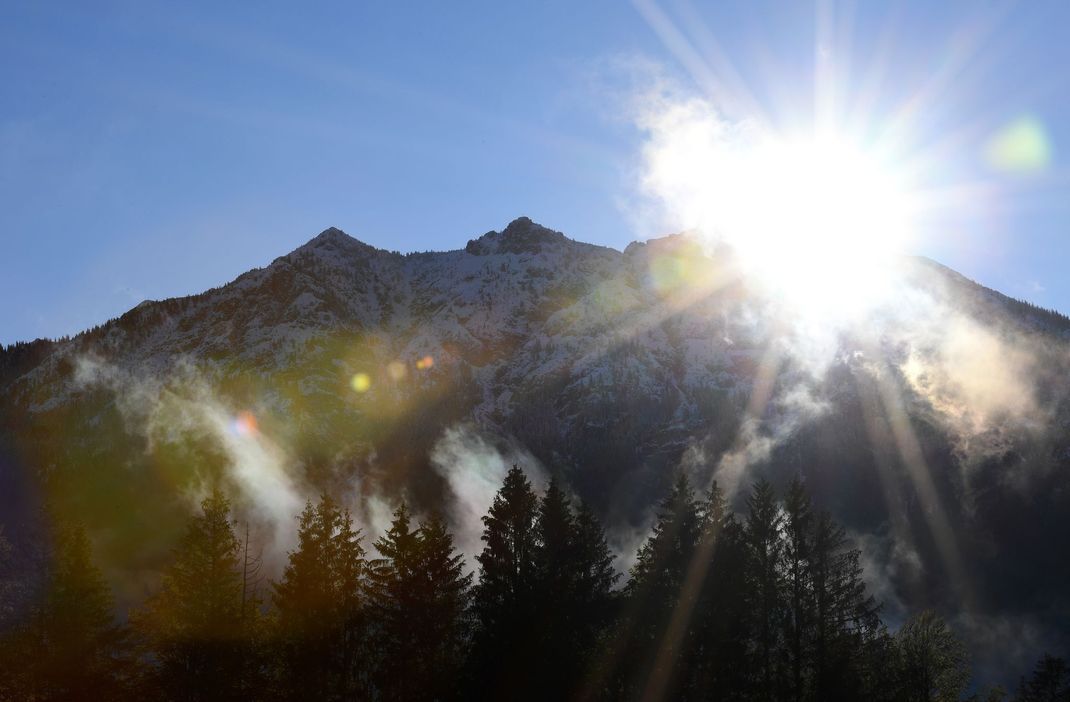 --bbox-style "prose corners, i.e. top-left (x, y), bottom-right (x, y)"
top-left (430, 425), bottom-right (547, 566)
